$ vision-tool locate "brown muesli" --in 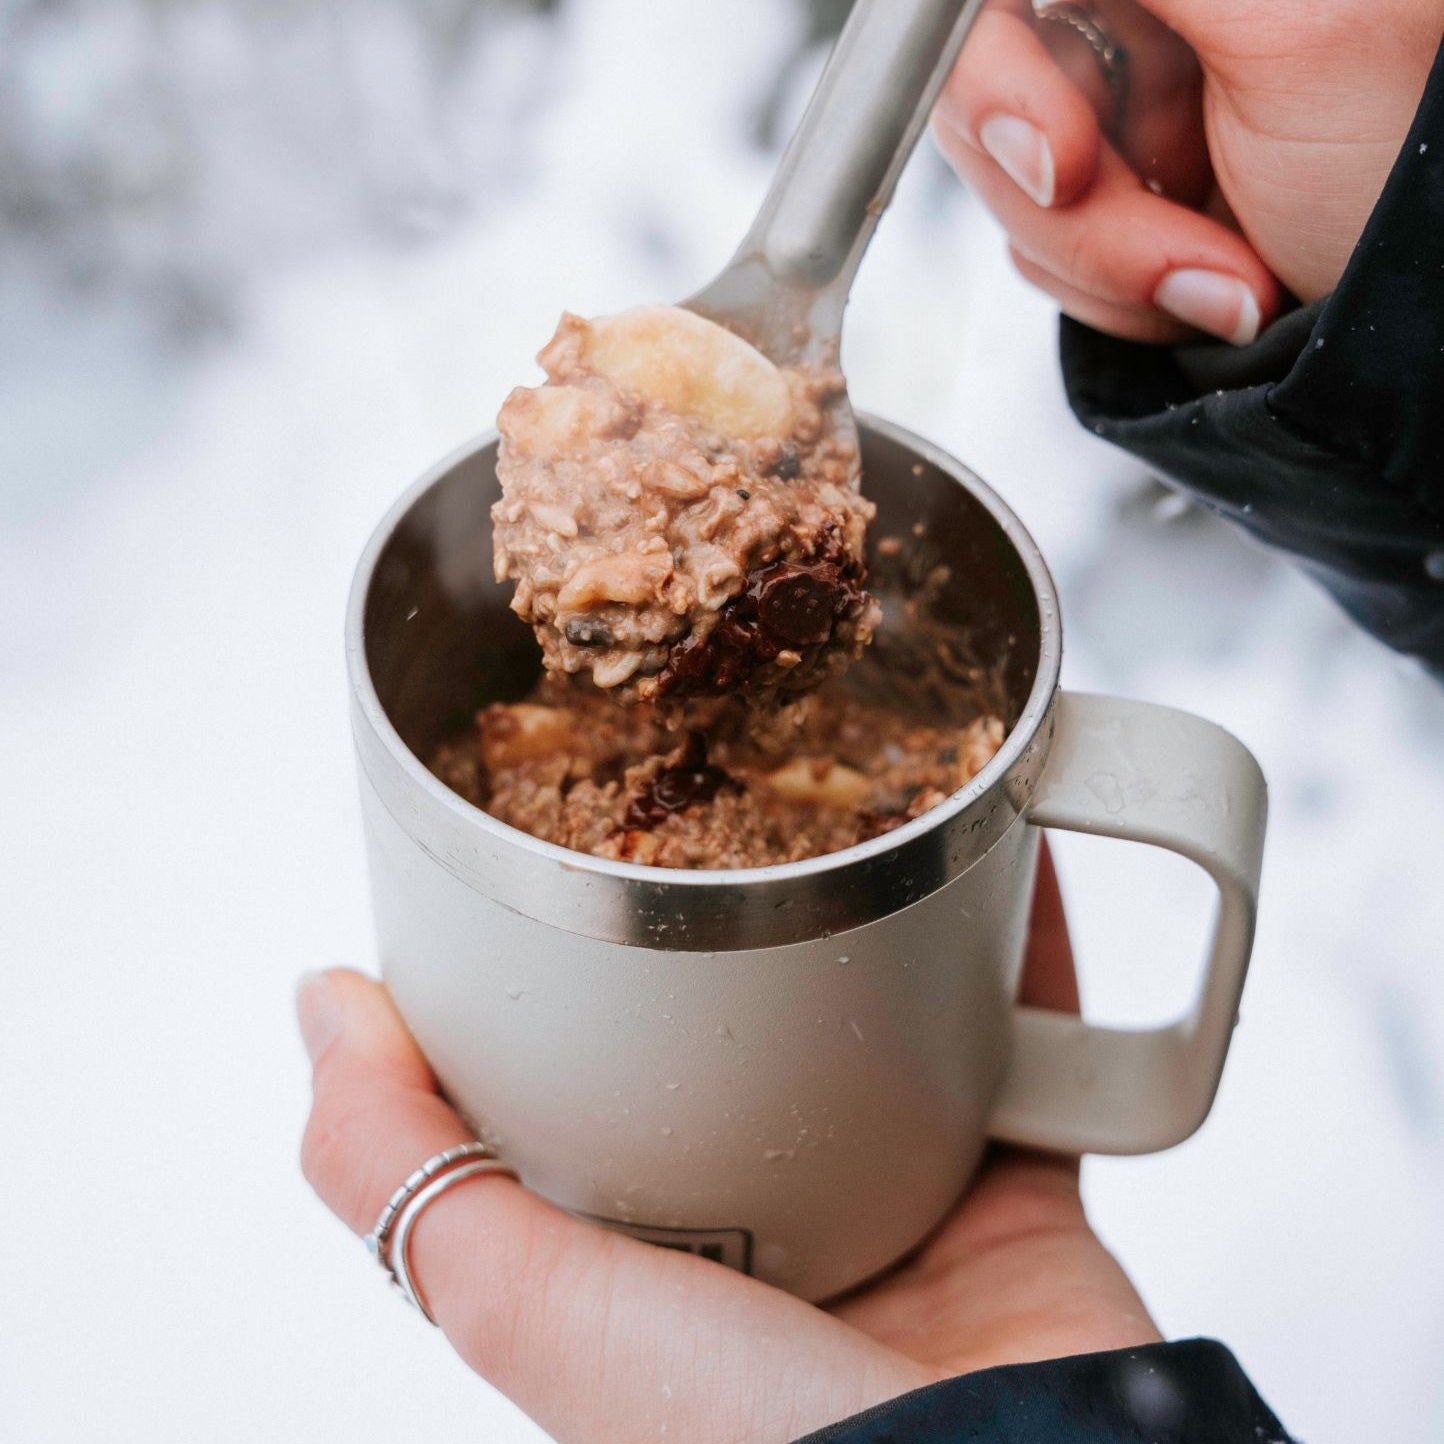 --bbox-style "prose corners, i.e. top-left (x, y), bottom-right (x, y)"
top-left (492, 307), bottom-right (879, 707)
top-left (431, 680), bottom-right (1004, 870)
